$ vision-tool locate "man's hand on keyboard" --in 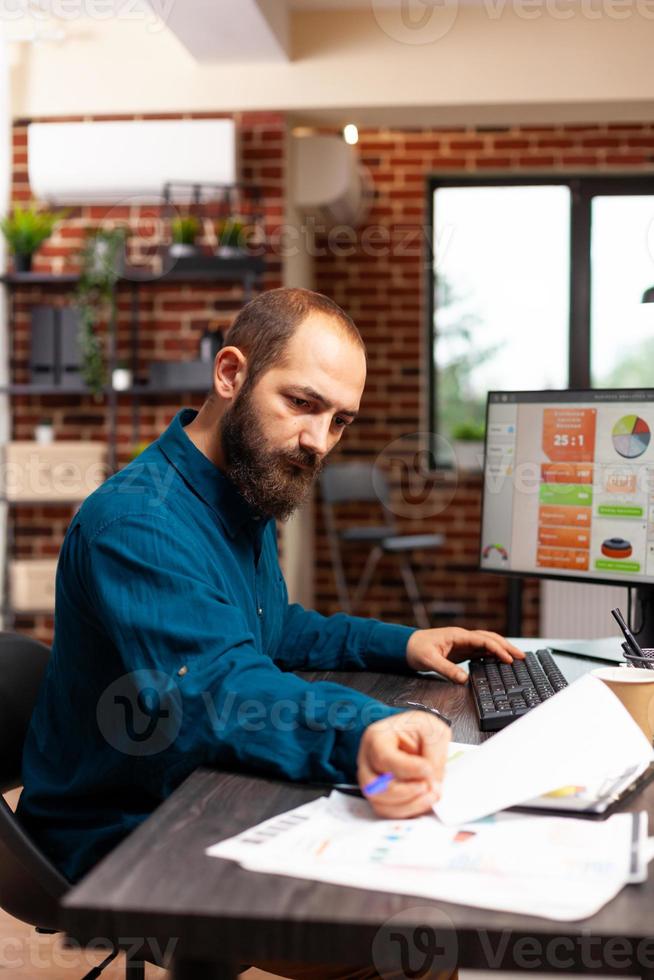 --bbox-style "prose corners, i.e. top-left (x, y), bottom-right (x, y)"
top-left (358, 710), bottom-right (451, 819)
top-left (406, 627), bottom-right (525, 683)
